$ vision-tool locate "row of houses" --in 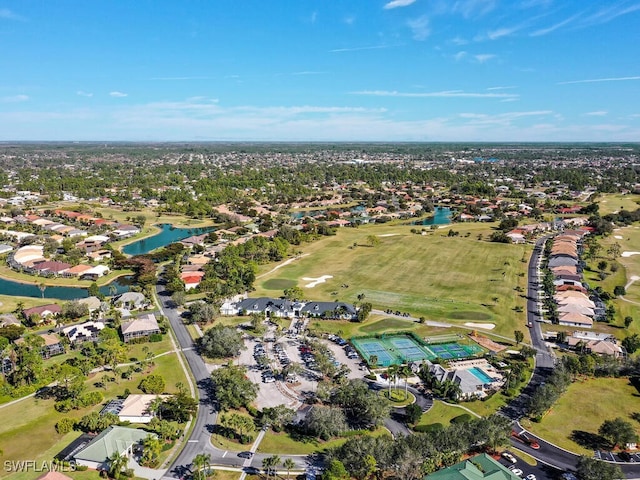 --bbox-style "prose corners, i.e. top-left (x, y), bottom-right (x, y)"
top-left (544, 330), bottom-right (625, 358)
top-left (548, 230), bottom-right (601, 329)
top-left (9, 313), bottom-right (160, 361)
top-left (221, 296), bottom-right (358, 320)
